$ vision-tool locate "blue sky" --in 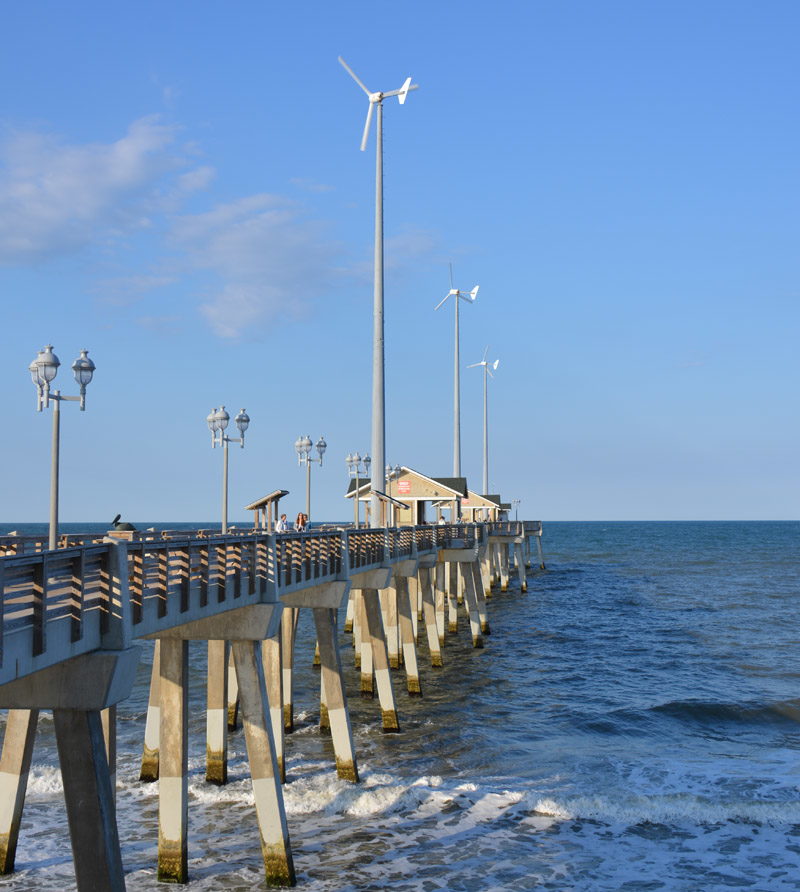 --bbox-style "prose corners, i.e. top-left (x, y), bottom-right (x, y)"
top-left (1, 1), bottom-right (797, 523)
